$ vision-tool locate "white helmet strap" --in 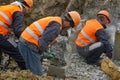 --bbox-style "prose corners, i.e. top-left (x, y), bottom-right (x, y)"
top-left (22, 4), bottom-right (30, 13)
top-left (11, 1), bottom-right (23, 11)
